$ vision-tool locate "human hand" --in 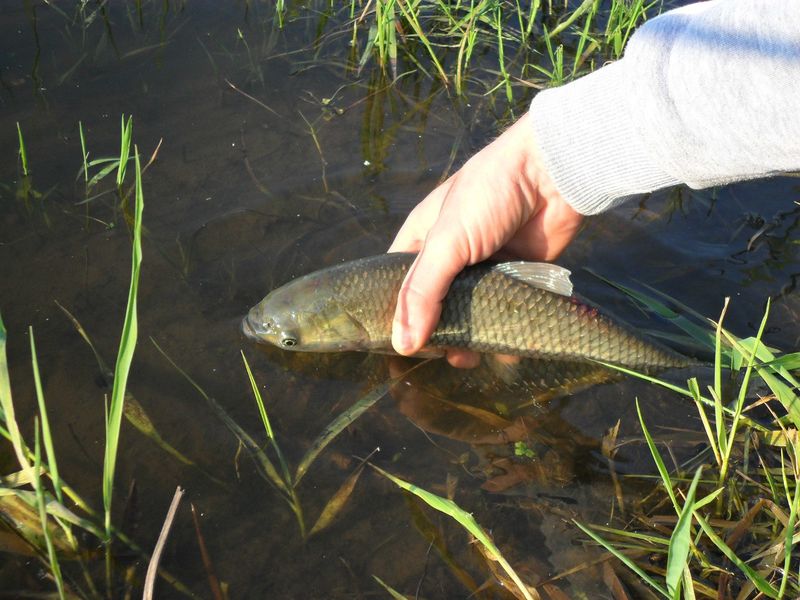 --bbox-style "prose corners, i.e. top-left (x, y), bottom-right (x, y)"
top-left (388, 112), bottom-right (584, 367)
